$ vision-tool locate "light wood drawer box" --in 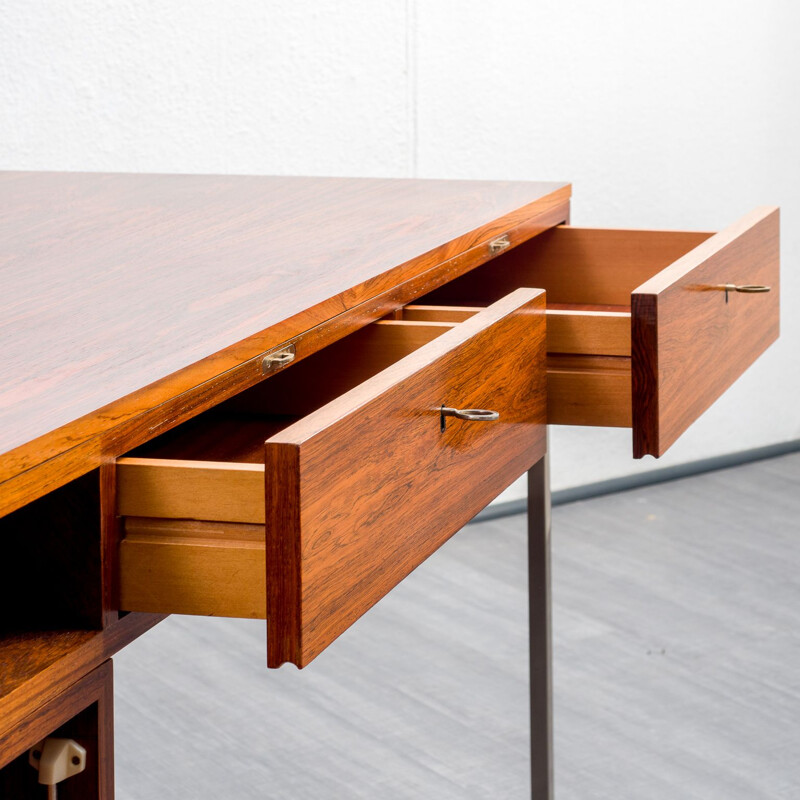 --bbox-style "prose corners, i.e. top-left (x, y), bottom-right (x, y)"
top-left (417, 207), bottom-right (779, 457)
top-left (117, 289), bottom-right (547, 668)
